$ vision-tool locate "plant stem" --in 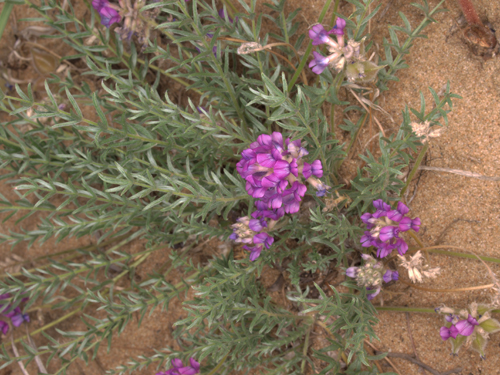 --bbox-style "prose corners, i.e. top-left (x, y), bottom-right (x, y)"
top-left (398, 278), bottom-right (493, 293)
top-left (376, 306), bottom-right (500, 314)
top-left (287, 0), bottom-right (335, 92)
top-left (400, 142), bottom-right (429, 197)
top-left (0, 1), bottom-right (14, 42)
